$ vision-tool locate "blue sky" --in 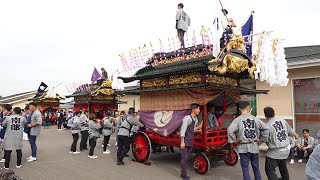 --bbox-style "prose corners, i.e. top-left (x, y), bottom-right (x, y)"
top-left (0, 0), bottom-right (319, 96)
